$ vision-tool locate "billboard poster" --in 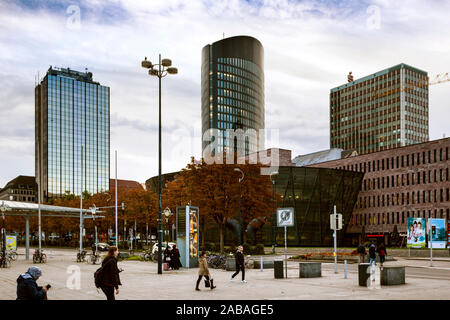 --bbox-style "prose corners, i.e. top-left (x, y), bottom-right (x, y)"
top-left (407, 217), bottom-right (426, 248)
top-left (6, 235), bottom-right (17, 251)
top-left (448, 221), bottom-right (450, 248)
top-left (427, 219), bottom-right (446, 249)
